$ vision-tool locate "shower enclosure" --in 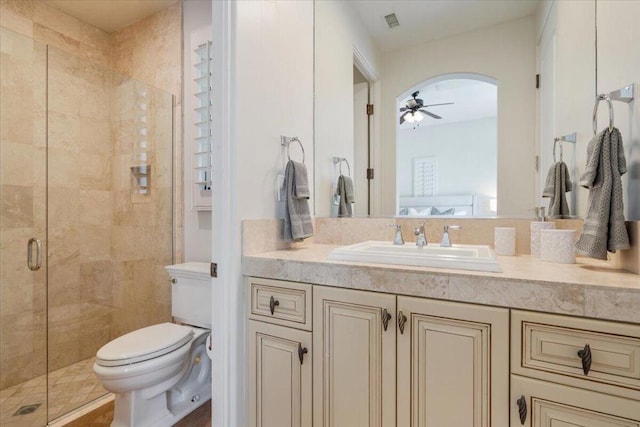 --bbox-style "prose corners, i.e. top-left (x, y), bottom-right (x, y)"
top-left (0, 26), bottom-right (174, 426)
